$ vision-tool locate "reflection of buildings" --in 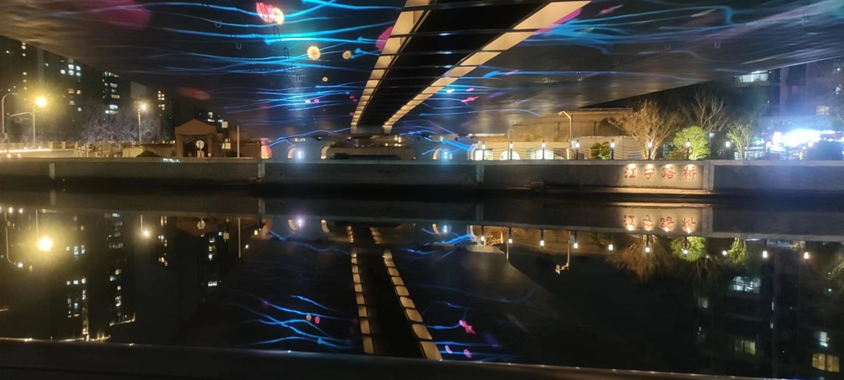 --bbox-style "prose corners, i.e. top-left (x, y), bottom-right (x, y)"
top-left (696, 243), bottom-right (842, 378)
top-left (105, 213), bottom-right (135, 327)
top-left (0, 210), bottom-right (241, 344)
